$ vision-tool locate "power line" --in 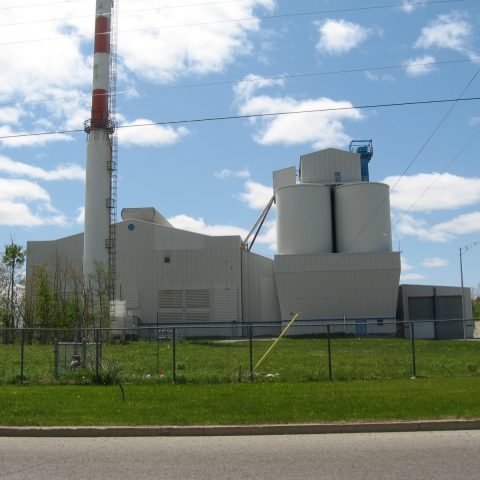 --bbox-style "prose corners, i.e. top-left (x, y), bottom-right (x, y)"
top-left (1, 95), bottom-right (479, 142)
top-left (390, 66), bottom-right (480, 191)
top-left (0, 0), bottom-right (252, 28)
top-left (0, 0), bottom-right (464, 47)
top-left (1, 57), bottom-right (476, 109)
top-left (392, 127), bottom-right (480, 227)
top-left (0, 0), bottom-right (85, 12)
top-left (336, 65), bottom-right (480, 254)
